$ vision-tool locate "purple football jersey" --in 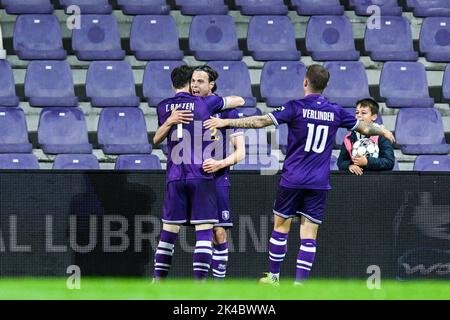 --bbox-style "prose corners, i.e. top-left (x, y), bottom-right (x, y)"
top-left (210, 109), bottom-right (243, 187)
top-left (269, 94), bottom-right (358, 190)
top-left (157, 92), bottom-right (225, 183)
